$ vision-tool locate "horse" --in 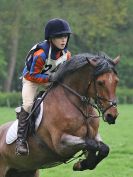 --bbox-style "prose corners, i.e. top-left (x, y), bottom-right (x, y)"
top-left (0, 53), bottom-right (120, 177)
